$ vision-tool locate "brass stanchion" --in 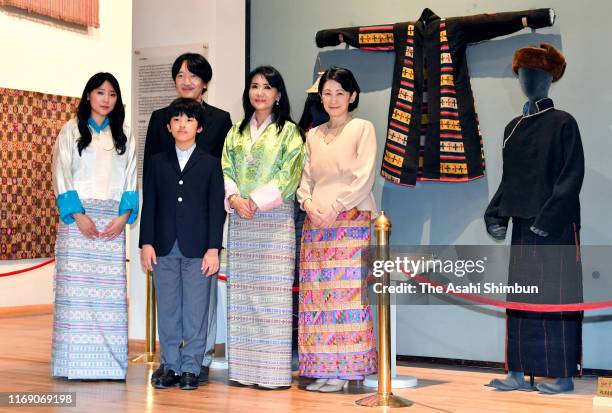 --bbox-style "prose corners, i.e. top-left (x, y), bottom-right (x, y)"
top-left (356, 211), bottom-right (413, 408)
top-left (130, 270), bottom-right (158, 364)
